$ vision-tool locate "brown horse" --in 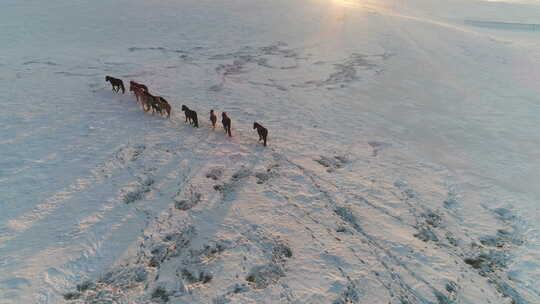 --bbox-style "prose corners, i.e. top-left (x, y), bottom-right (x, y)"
top-left (253, 122), bottom-right (268, 146)
top-left (156, 96), bottom-right (171, 118)
top-left (131, 86), bottom-right (145, 104)
top-left (222, 112), bottom-right (232, 137)
top-left (129, 81), bottom-right (148, 101)
top-left (210, 110), bottom-right (217, 129)
top-left (105, 76), bottom-right (125, 94)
